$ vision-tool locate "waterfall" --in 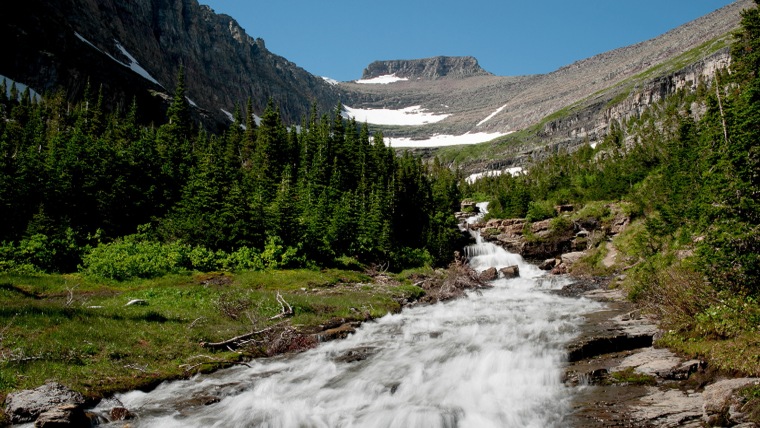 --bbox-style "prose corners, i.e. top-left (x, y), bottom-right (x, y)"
top-left (99, 203), bottom-right (600, 427)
